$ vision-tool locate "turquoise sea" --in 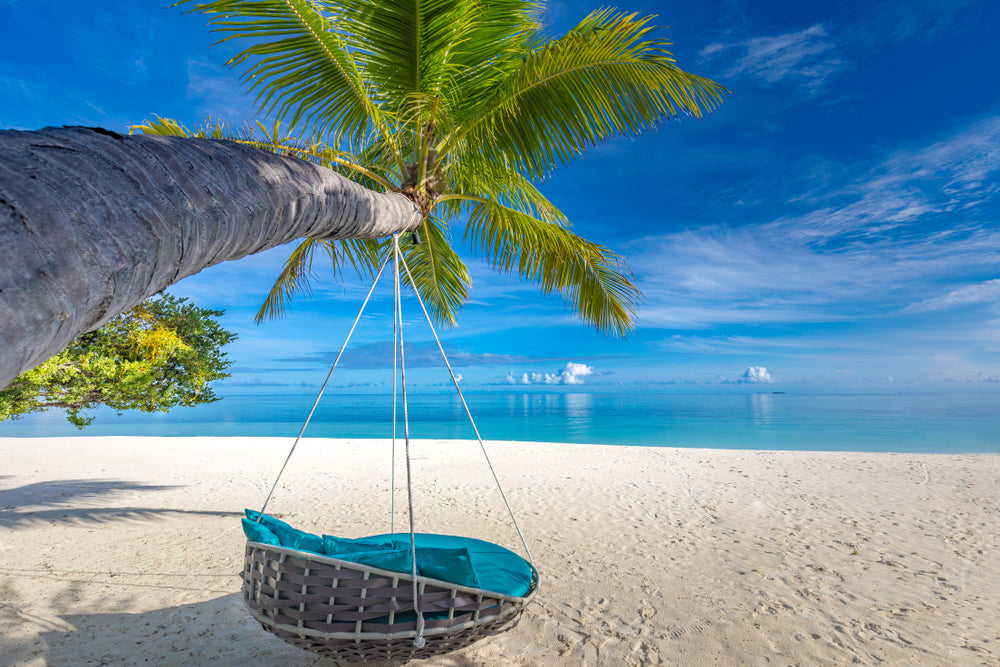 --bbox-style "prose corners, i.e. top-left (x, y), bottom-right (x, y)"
top-left (1, 391), bottom-right (998, 453)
